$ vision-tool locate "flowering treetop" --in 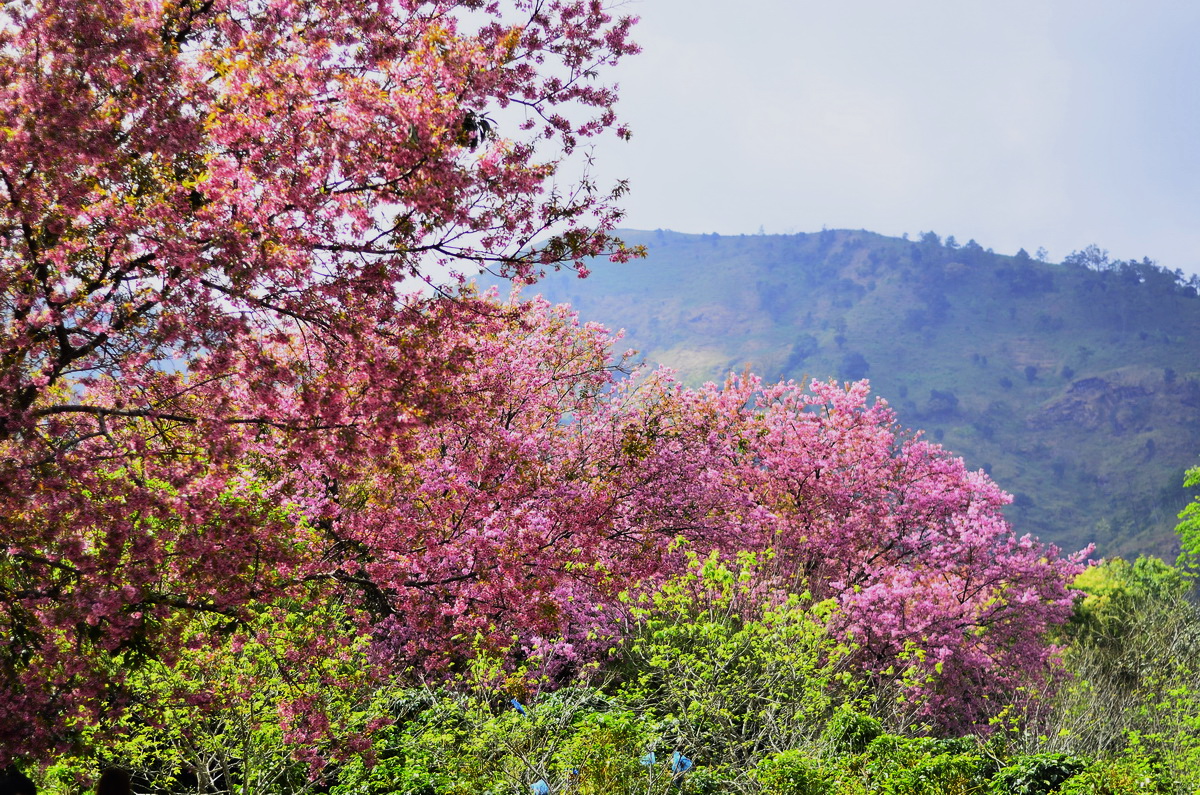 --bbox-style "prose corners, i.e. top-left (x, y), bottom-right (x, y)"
top-left (1, 0), bottom-right (639, 442)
